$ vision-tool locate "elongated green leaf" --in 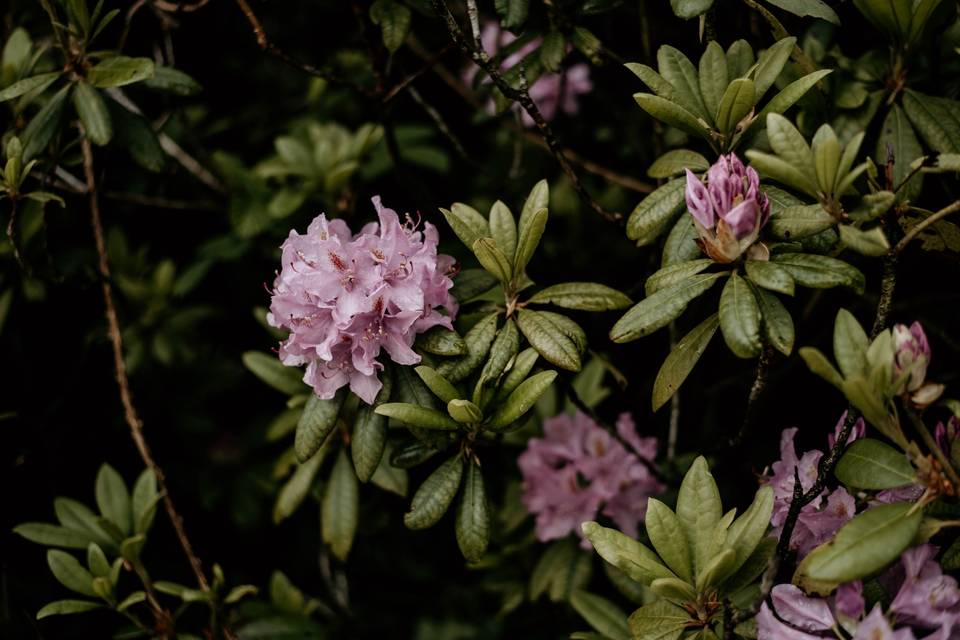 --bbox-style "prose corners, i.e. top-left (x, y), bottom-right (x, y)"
top-left (767, 113), bottom-right (816, 178)
top-left (53, 498), bottom-right (116, 551)
top-left (645, 498), bottom-right (692, 581)
top-left (646, 260), bottom-right (714, 296)
top-left (242, 351), bottom-right (304, 395)
top-left (748, 70), bottom-right (833, 137)
top-left (521, 179), bottom-right (549, 222)
top-left (495, 348), bottom-right (539, 401)
top-left (627, 599), bottom-right (688, 640)
top-left (417, 326), bottom-right (467, 356)
top-left (652, 313), bottom-right (719, 411)
top-left (86, 57), bottom-right (154, 88)
top-left (634, 93), bottom-right (709, 138)
top-left (626, 63), bottom-right (684, 103)
top-left (753, 286), bottom-right (795, 356)
top-left (95, 464), bottom-right (131, 536)
top-left (648, 149), bottom-right (710, 178)
top-left (670, 0), bottom-right (714, 18)
top-left (107, 100), bottom-right (164, 171)
top-left (839, 225), bottom-right (890, 256)
top-left (489, 200), bottom-right (518, 261)
top-left (36, 600), bottom-right (103, 619)
top-left (676, 457), bottom-right (721, 573)
top-left (436, 313), bottom-right (499, 382)
top-left (799, 346), bottom-right (844, 389)
top-left (716, 78), bottom-right (755, 135)
top-left (352, 376), bottom-right (392, 482)
top-left (131, 470), bottom-right (158, 535)
top-left (726, 40), bottom-right (755, 79)
top-left (273, 449), bottom-right (325, 523)
top-left (47, 550), bottom-right (96, 596)
top-left (487, 370), bottom-right (557, 429)
top-left (626, 179), bottom-right (686, 246)
top-left (322, 450), bottom-right (358, 561)
top-left (650, 576), bottom-right (698, 601)
top-left (769, 204), bottom-right (836, 240)
top-left (662, 214), bottom-right (702, 266)
top-left (375, 403), bottom-right (460, 430)
top-left (813, 124), bottom-right (841, 194)
top-left (716, 268), bottom-right (761, 351)
top-left (0, 72), bottom-right (60, 102)
top-left (472, 237), bottom-right (513, 283)
top-left (745, 260), bottom-right (795, 296)
top-left (404, 454), bottom-right (464, 530)
top-left (516, 309), bottom-right (581, 371)
top-left (752, 37), bottom-right (796, 100)
top-left (514, 207), bottom-right (548, 275)
top-left (581, 521), bottom-right (676, 585)
top-left (415, 366), bottom-right (460, 404)
top-left (447, 399), bottom-right (482, 424)
top-left (13, 523), bottom-right (94, 549)
top-left (370, 442), bottom-right (409, 496)
top-left (570, 591), bottom-right (630, 640)
top-left (746, 150), bottom-right (819, 198)
top-left (835, 438), bottom-right (916, 489)
top-left (902, 90), bottom-right (960, 155)
top-left (495, 0), bottom-right (528, 28)
top-left (657, 46), bottom-right (710, 120)
top-left (834, 308), bottom-right (869, 380)
top-left (73, 81), bottom-right (112, 145)
top-left (141, 66), bottom-right (201, 95)
top-left (611, 273), bottom-right (723, 343)
top-left (456, 461), bottom-right (490, 561)
top-left (796, 502), bottom-right (921, 589)
top-left (478, 317), bottom-right (519, 387)
top-left (772, 253), bottom-right (865, 294)
top-left (369, 0), bottom-right (411, 54)
top-left (725, 486), bottom-right (774, 574)
top-left (765, 0), bottom-right (840, 23)
top-left (527, 282), bottom-right (631, 311)
top-left (22, 84), bottom-right (70, 161)
top-left (698, 42), bottom-right (728, 121)
top-left (441, 203), bottom-right (489, 250)
top-left (295, 391), bottom-right (345, 462)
